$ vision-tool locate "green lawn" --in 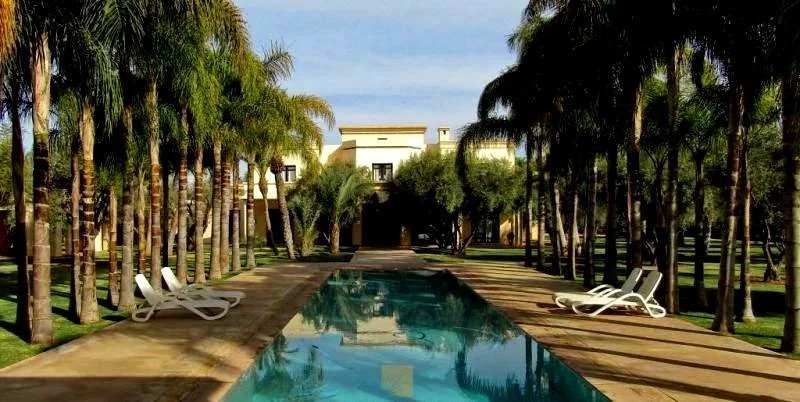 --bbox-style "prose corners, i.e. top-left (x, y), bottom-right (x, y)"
top-left (0, 256), bottom-right (127, 369)
top-left (414, 237), bottom-right (795, 358)
top-left (0, 245), bottom-right (351, 369)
